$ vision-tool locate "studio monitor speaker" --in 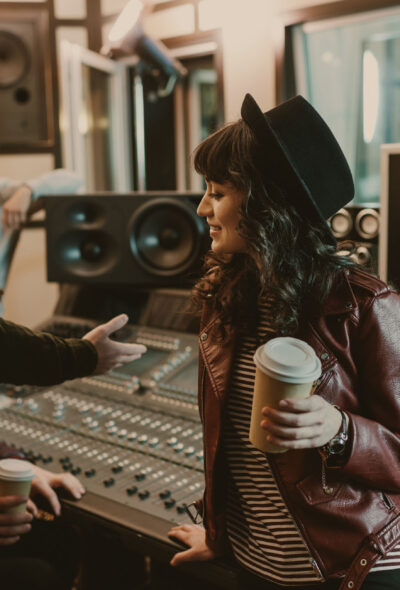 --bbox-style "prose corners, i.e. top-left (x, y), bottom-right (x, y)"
top-left (44, 193), bottom-right (210, 288)
top-left (0, 5), bottom-right (52, 145)
top-left (328, 204), bottom-right (379, 274)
